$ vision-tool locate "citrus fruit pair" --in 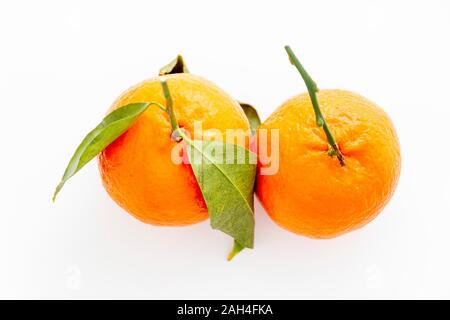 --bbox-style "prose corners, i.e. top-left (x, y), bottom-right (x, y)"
top-left (98, 66), bottom-right (400, 240)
